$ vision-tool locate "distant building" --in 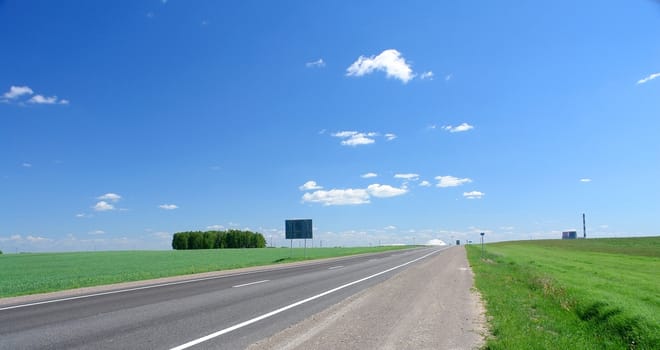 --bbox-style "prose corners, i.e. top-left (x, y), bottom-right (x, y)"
top-left (562, 231), bottom-right (577, 240)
